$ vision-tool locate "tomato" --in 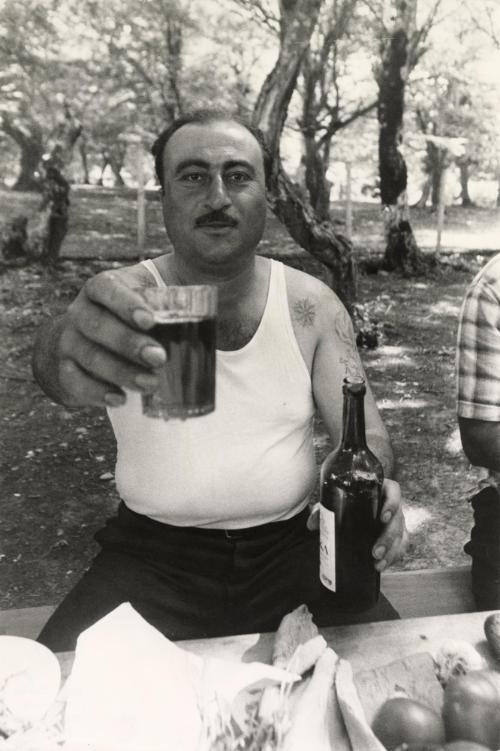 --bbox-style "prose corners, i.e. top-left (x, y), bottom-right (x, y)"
top-left (372, 697), bottom-right (446, 751)
top-left (442, 671), bottom-right (500, 749)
